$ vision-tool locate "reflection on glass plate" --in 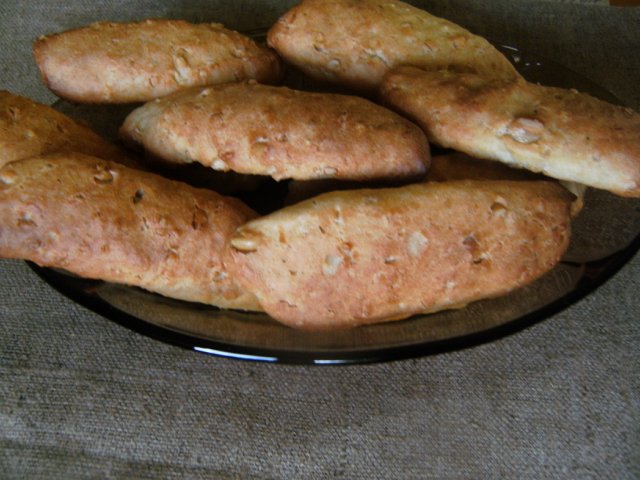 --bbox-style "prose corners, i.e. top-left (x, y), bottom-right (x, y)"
top-left (31, 44), bottom-right (640, 364)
